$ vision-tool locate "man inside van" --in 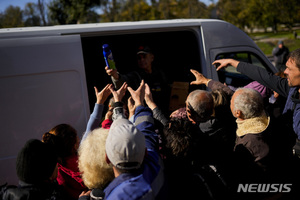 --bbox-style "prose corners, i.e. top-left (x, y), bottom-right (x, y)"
top-left (105, 45), bottom-right (170, 113)
top-left (213, 49), bottom-right (300, 151)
